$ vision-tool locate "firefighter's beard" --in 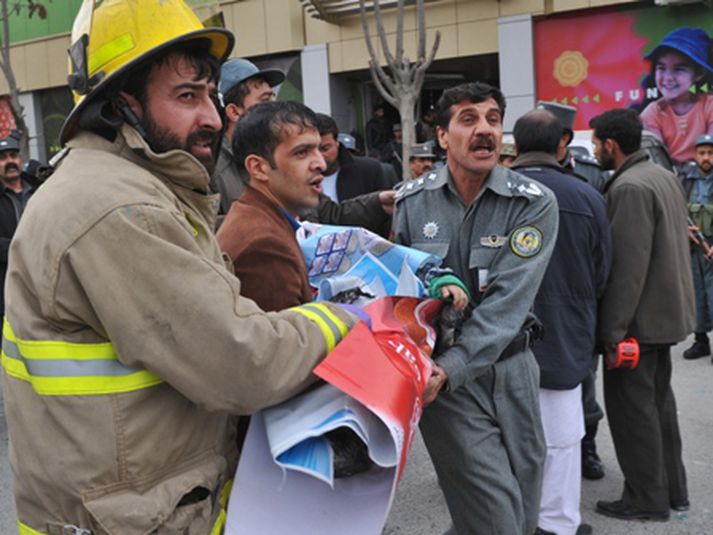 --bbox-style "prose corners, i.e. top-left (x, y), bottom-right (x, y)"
top-left (140, 112), bottom-right (220, 175)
